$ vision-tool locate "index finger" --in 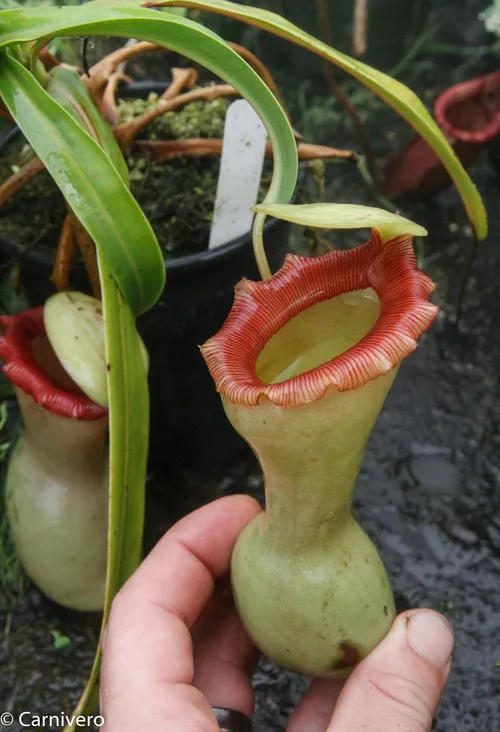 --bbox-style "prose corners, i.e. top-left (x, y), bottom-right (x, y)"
top-left (100, 495), bottom-right (261, 732)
